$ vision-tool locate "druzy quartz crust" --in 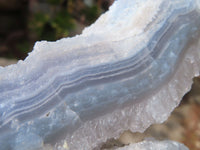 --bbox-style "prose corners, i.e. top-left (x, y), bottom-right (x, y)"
top-left (0, 0), bottom-right (200, 149)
